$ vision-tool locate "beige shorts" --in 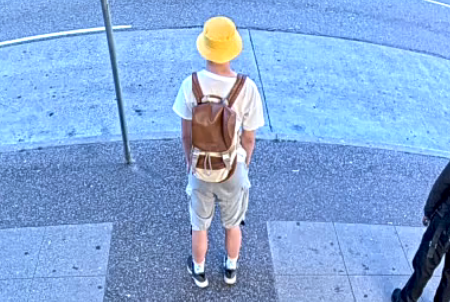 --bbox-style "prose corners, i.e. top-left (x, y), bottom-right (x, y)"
top-left (188, 163), bottom-right (250, 231)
